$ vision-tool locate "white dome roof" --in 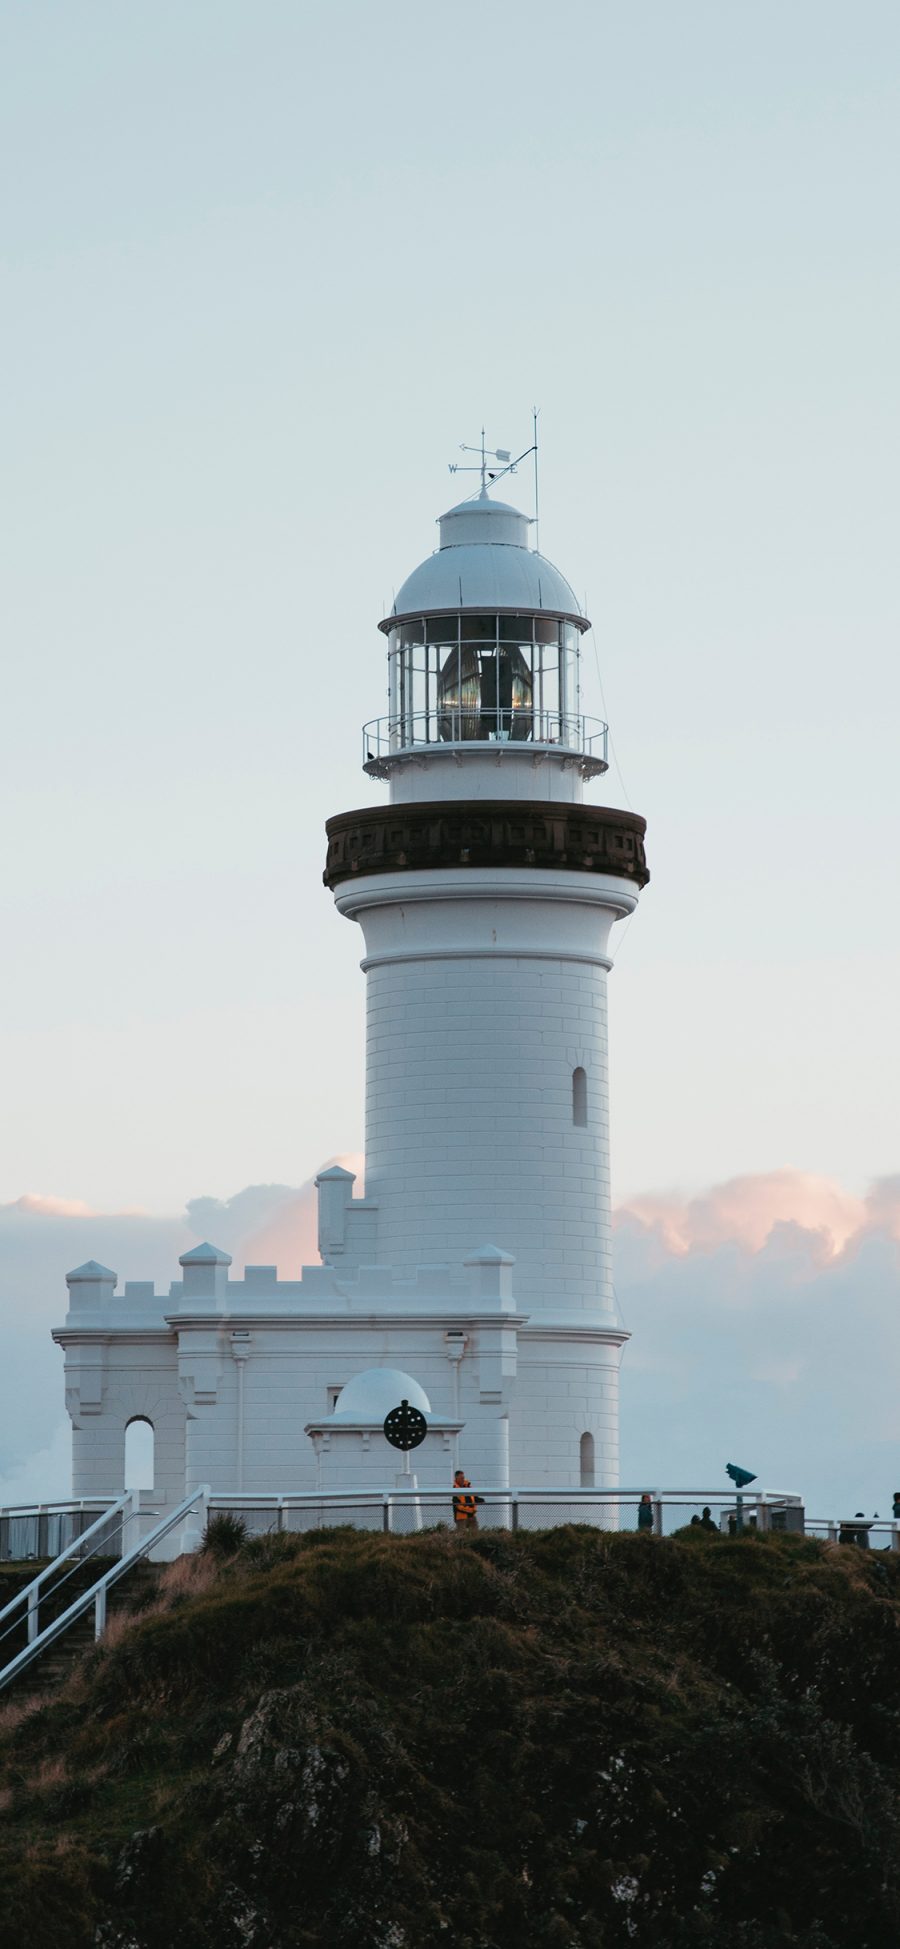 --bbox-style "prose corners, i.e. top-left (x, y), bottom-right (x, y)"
top-left (438, 494), bottom-right (530, 548)
top-left (383, 491), bottom-right (586, 627)
top-left (330, 1366), bottom-right (432, 1423)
